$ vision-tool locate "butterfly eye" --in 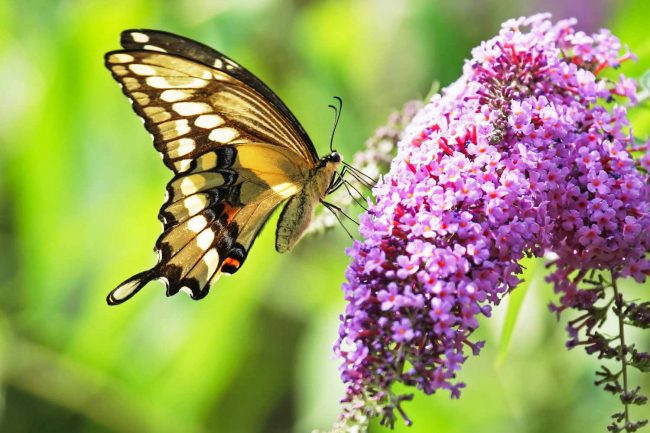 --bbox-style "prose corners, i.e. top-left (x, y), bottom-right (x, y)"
top-left (330, 152), bottom-right (341, 163)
